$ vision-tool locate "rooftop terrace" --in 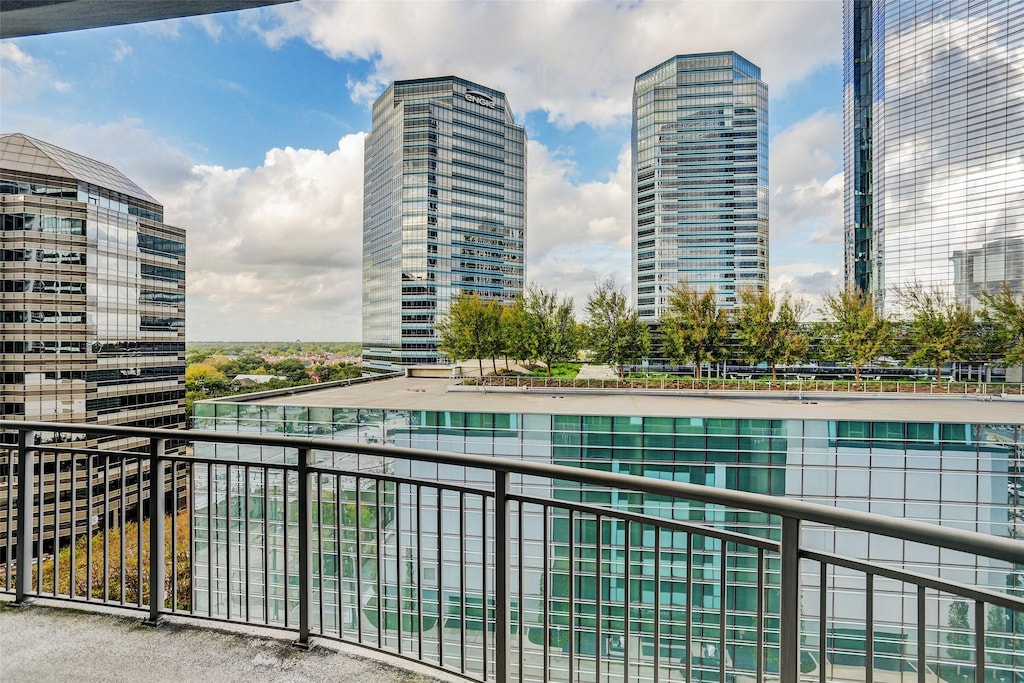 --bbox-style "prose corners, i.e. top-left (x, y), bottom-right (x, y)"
top-left (224, 375), bottom-right (1024, 424)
